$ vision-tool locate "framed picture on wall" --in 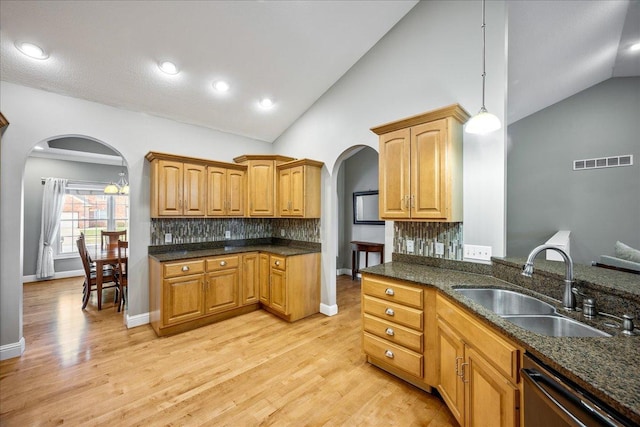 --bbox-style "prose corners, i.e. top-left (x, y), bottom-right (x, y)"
top-left (353, 191), bottom-right (384, 225)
